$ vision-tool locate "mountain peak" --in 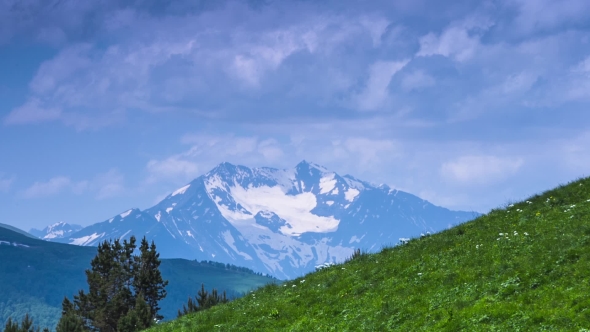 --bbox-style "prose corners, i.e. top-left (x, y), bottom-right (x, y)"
top-left (37, 160), bottom-right (479, 279)
top-left (295, 160), bottom-right (329, 173)
top-left (29, 222), bottom-right (83, 240)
